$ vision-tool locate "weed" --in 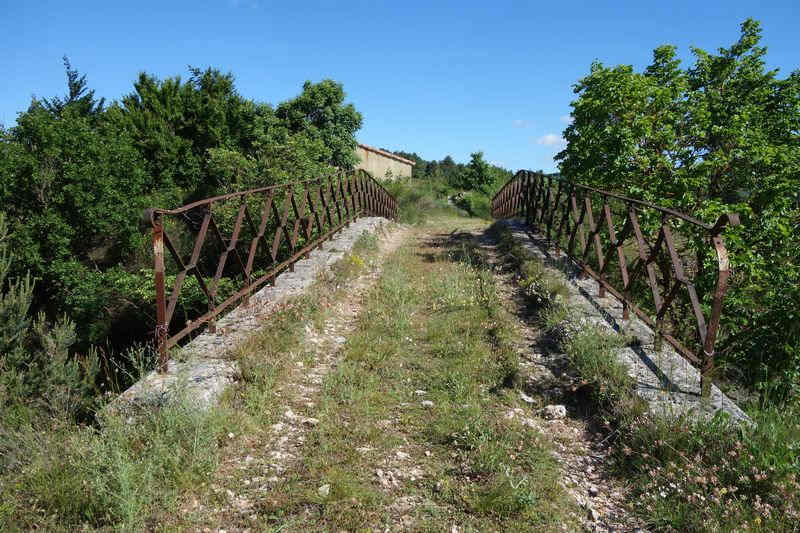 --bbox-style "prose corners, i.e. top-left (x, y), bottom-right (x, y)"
top-left (0, 398), bottom-right (229, 530)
